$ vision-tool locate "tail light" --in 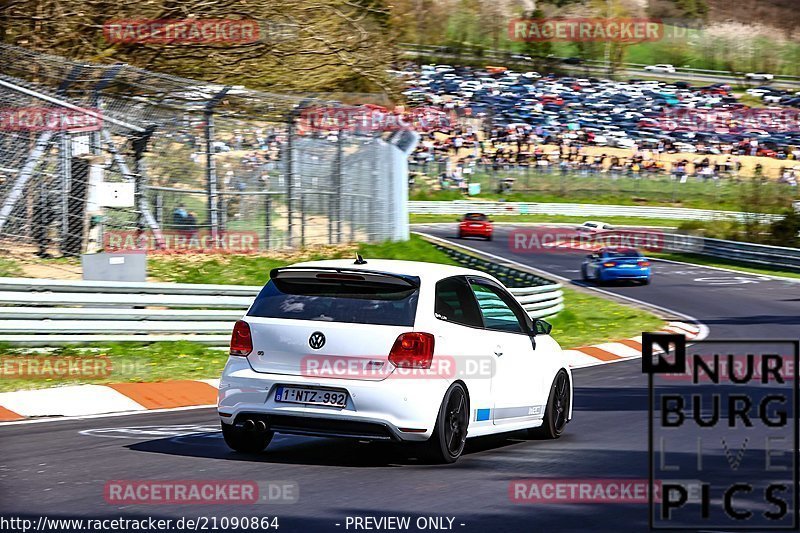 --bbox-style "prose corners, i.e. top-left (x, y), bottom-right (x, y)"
top-left (602, 261), bottom-right (617, 268)
top-left (230, 320), bottom-right (253, 356)
top-left (389, 332), bottom-right (435, 369)
top-left (638, 260), bottom-right (651, 267)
